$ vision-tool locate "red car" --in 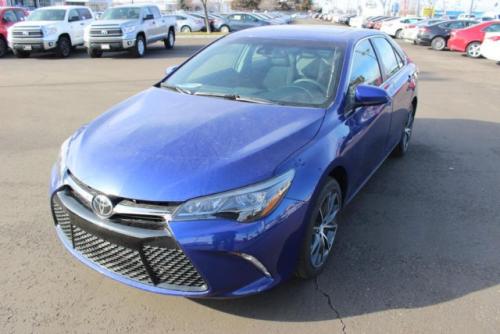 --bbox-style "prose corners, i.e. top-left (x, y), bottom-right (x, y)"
top-left (448, 21), bottom-right (500, 58)
top-left (0, 6), bottom-right (29, 57)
